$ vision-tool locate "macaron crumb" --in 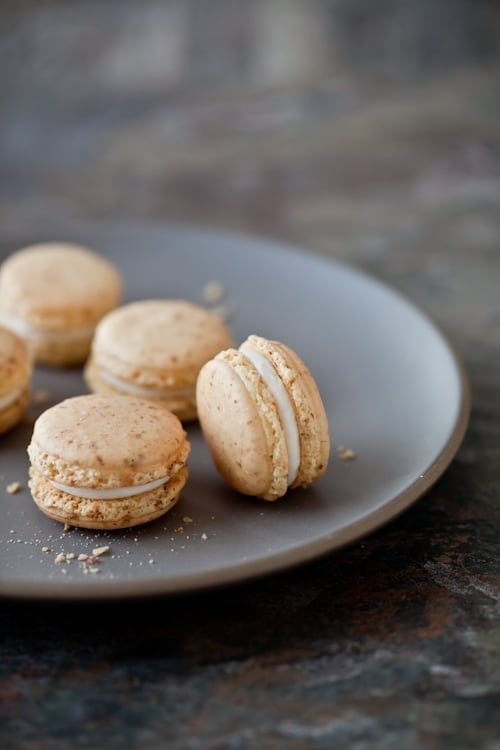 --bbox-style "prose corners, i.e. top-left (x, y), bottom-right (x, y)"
top-left (338, 446), bottom-right (357, 461)
top-left (202, 280), bottom-right (225, 304)
top-left (31, 390), bottom-right (50, 406)
top-left (92, 545), bottom-right (110, 557)
top-left (47, 544), bottom-right (113, 573)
